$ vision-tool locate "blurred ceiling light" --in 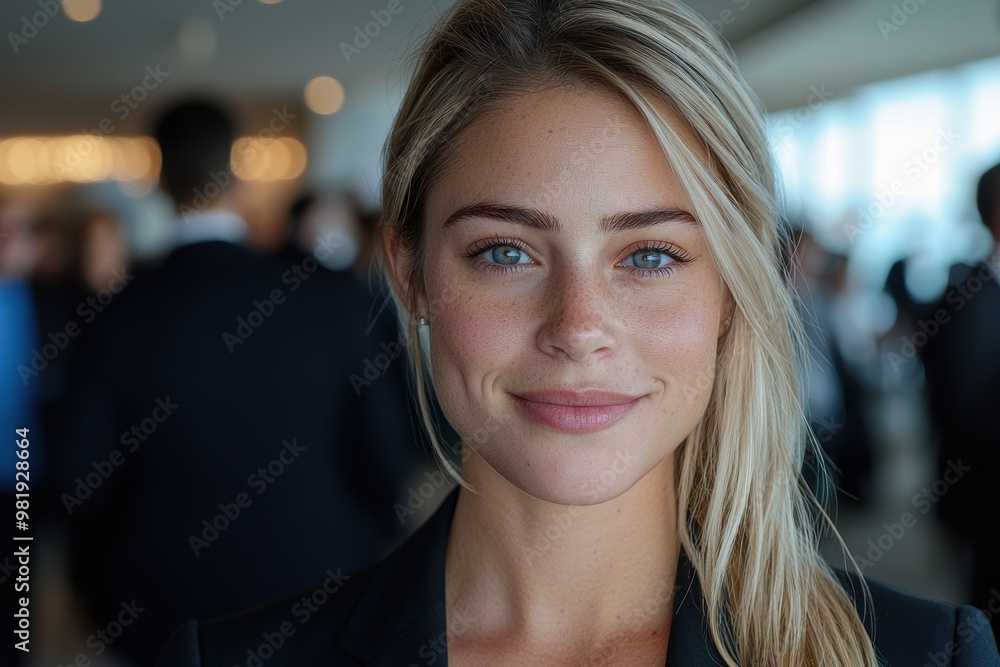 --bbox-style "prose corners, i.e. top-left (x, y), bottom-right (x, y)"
top-left (258, 0), bottom-right (283, 4)
top-left (179, 19), bottom-right (216, 63)
top-left (62, 0), bottom-right (101, 23)
top-left (231, 137), bottom-right (307, 181)
top-left (304, 76), bottom-right (345, 115)
top-left (0, 136), bottom-right (161, 186)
